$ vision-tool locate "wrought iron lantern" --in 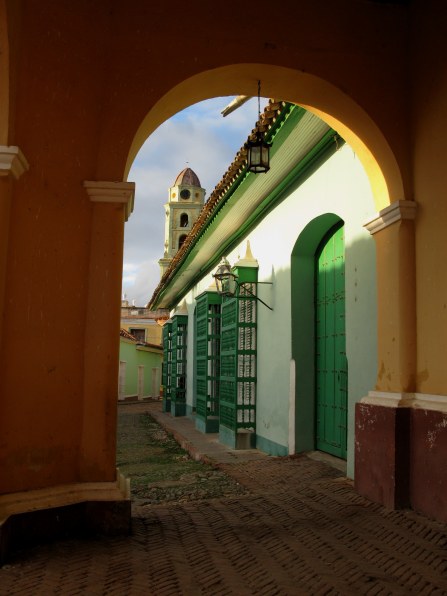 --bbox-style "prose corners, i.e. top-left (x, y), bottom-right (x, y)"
top-left (213, 257), bottom-right (273, 310)
top-left (245, 80), bottom-right (271, 174)
top-left (213, 258), bottom-right (238, 296)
